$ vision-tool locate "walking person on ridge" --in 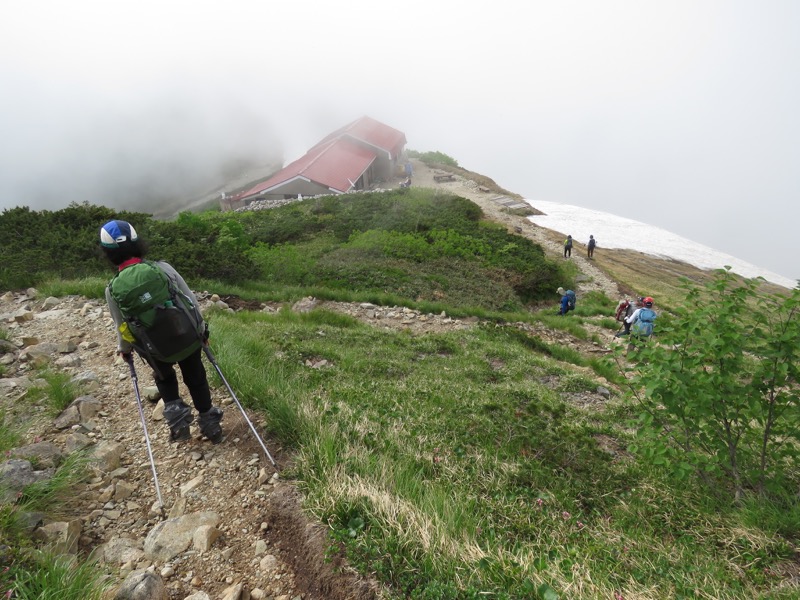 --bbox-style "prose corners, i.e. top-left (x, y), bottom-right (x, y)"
top-left (99, 219), bottom-right (224, 444)
top-left (564, 235), bottom-right (573, 258)
top-left (587, 235), bottom-right (596, 259)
